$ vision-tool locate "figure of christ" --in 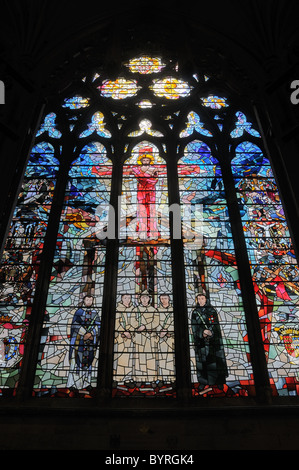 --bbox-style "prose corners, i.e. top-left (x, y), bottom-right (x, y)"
top-left (123, 149), bottom-right (163, 240)
top-left (123, 147), bottom-right (203, 241)
top-left (114, 294), bottom-right (136, 384)
top-left (123, 147), bottom-right (204, 307)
